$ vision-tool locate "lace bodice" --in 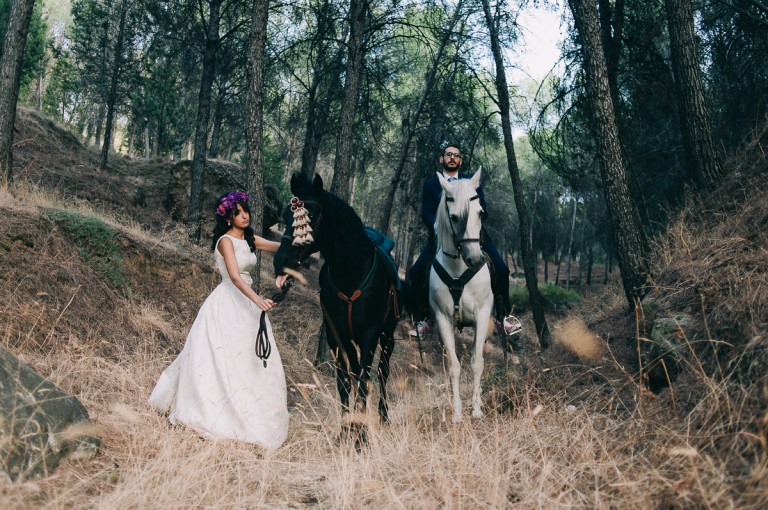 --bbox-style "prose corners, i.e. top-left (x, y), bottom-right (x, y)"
top-left (214, 234), bottom-right (258, 285)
